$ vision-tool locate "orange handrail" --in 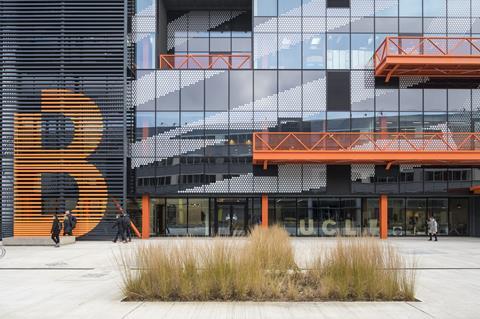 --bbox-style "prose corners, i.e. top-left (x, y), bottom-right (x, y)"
top-left (159, 54), bottom-right (251, 69)
top-left (253, 132), bottom-right (480, 166)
